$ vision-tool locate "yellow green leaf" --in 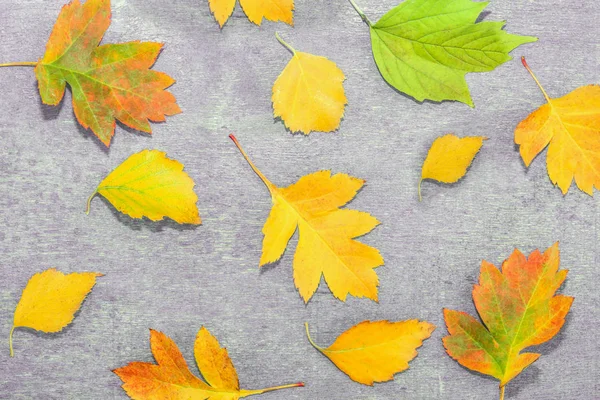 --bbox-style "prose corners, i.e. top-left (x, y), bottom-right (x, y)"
top-left (10, 268), bottom-right (102, 356)
top-left (87, 149), bottom-right (201, 225)
top-left (419, 134), bottom-right (486, 200)
top-left (305, 320), bottom-right (435, 385)
top-left (272, 34), bottom-right (347, 134)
